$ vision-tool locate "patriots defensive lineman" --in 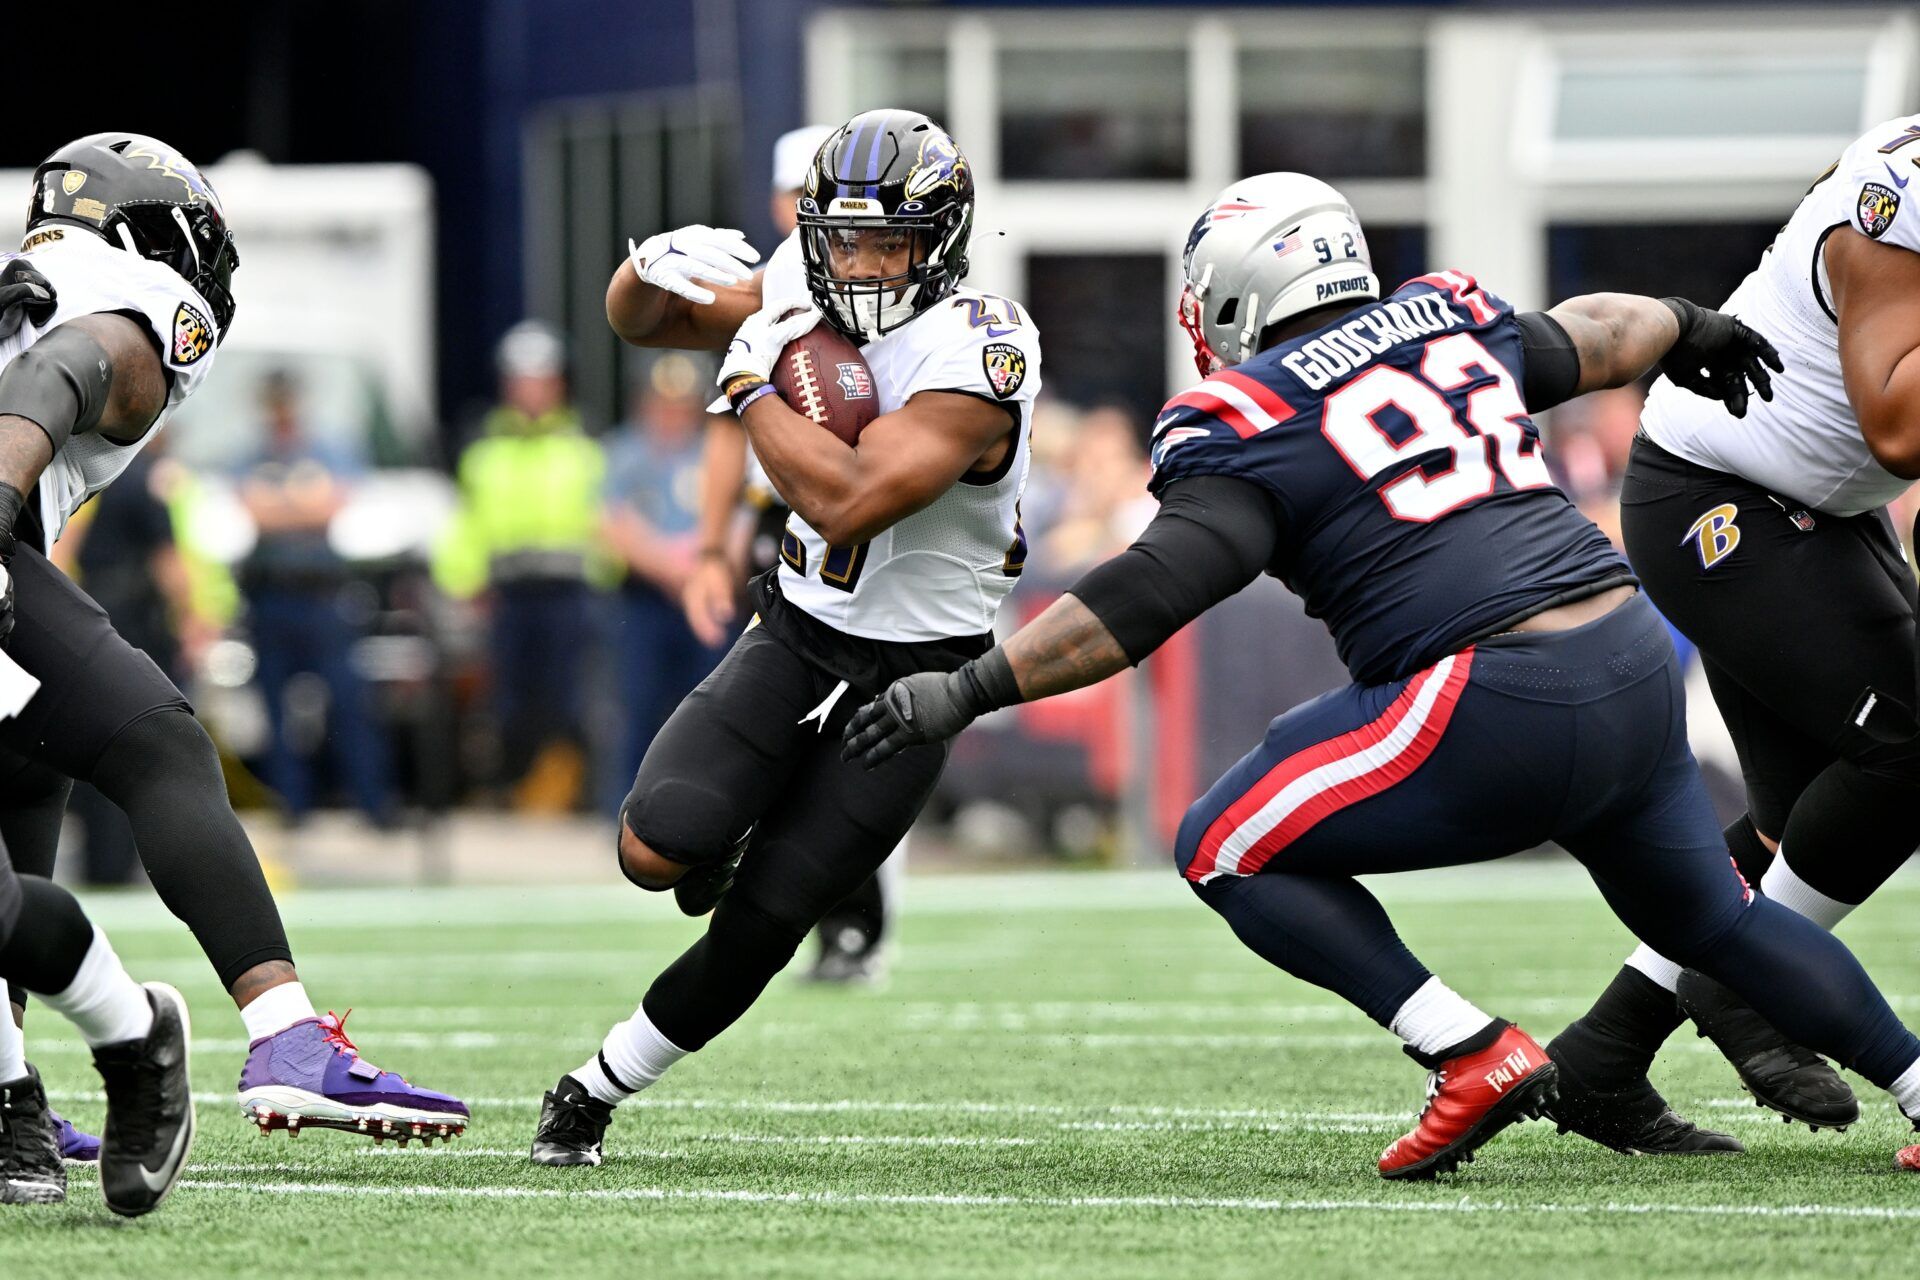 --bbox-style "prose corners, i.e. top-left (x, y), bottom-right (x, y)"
top-left (1549, 115), bottom-right (1920, 1155)
top-left (1, 134), bottom-right (466, 1149)
top-left (844, 173), bottom-right (1920, 1178)
top-left (531, 110), bottom-right (1040, 1164)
